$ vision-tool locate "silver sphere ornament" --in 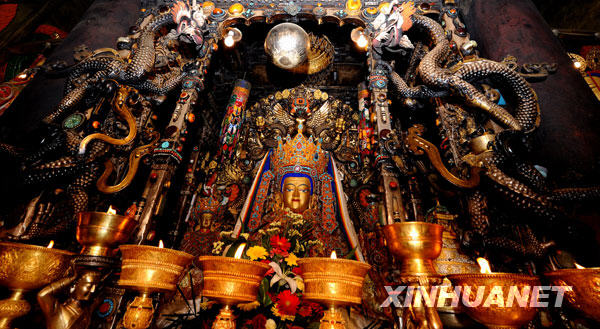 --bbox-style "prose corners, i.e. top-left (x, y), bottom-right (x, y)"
top-left (264, 23), bottom-right (309, 70)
